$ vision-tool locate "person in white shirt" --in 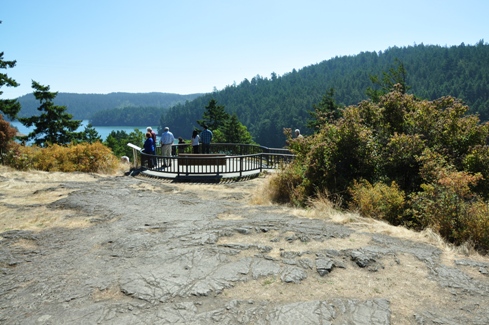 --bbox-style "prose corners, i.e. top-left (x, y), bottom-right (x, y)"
top-left (191, 130), bottom-right (200, 153)
top-left (295, 129), bottom-right (303, 138)
top-left (160, 127), bottom-right (174, 167)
